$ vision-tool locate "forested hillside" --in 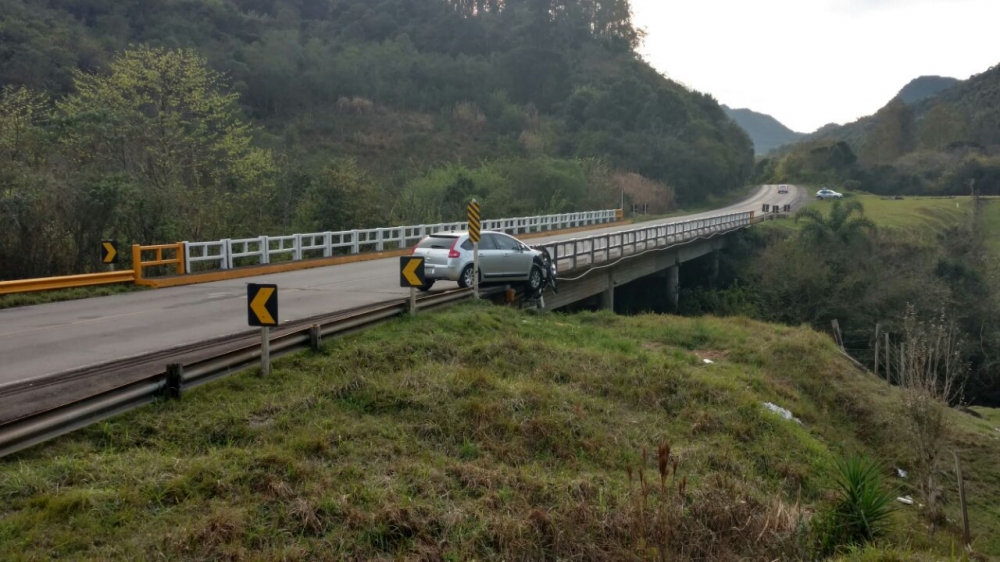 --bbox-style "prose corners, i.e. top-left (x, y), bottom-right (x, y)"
top-left (0, 0), bottom-right (754, 280)
top-left (759, 65), bottom-right (1000, 195)
top-left (722, 105), bottom-right (803, 154)
top-left (896, 75), bottom-right (960, 104)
